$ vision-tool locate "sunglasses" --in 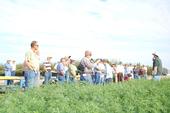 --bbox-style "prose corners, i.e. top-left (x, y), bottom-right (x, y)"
top-left (35, 44), bottom-right (39, 47)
